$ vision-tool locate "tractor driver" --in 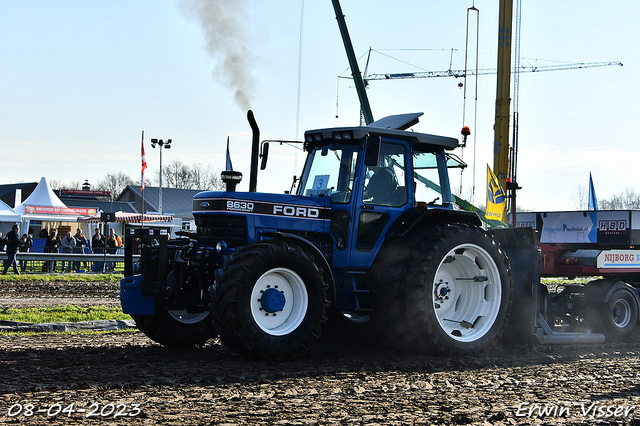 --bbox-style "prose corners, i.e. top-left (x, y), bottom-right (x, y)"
top-left (363, 142), bottom-right (406, 206)
top-left (364, 166), bottom-right (398, 204)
